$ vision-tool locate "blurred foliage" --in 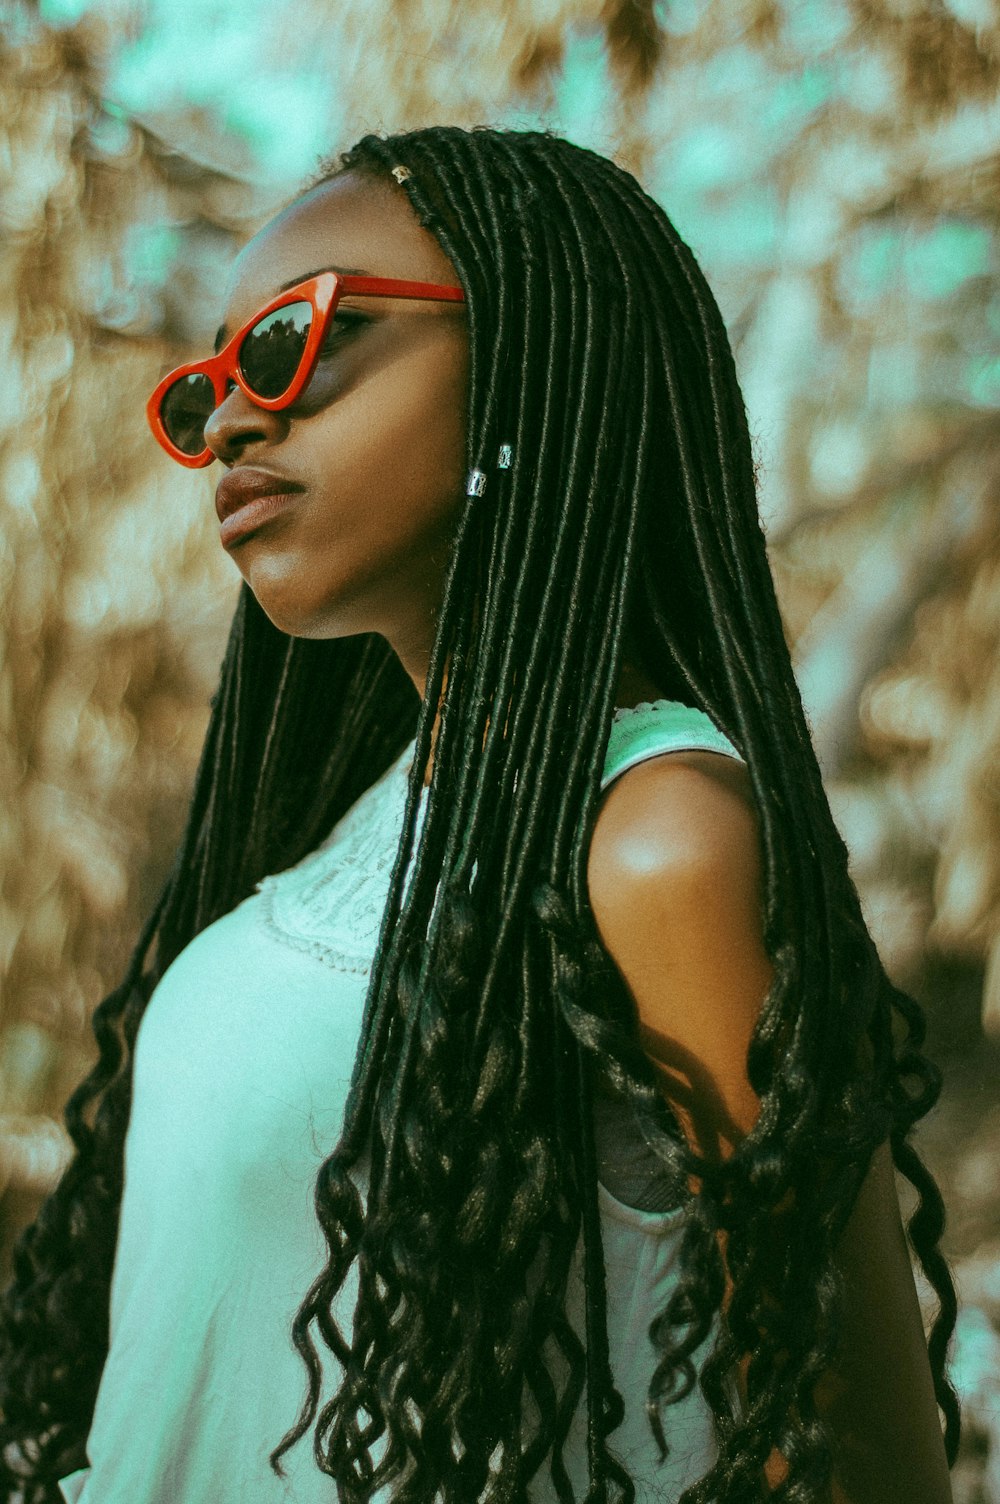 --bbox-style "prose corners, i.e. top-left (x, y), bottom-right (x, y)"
top-left (1, 0), bottom-right (999, 1491)
top-left (0, 0), bottom-right (252, 1237)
